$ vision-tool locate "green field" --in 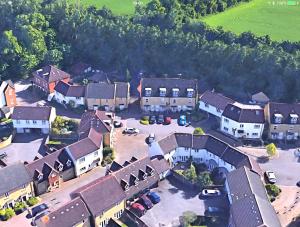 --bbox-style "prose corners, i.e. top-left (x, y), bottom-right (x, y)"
top-left (203, 0), bottom-right (300, 41)
top-left (69, 0), bottom-right (150, 15)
